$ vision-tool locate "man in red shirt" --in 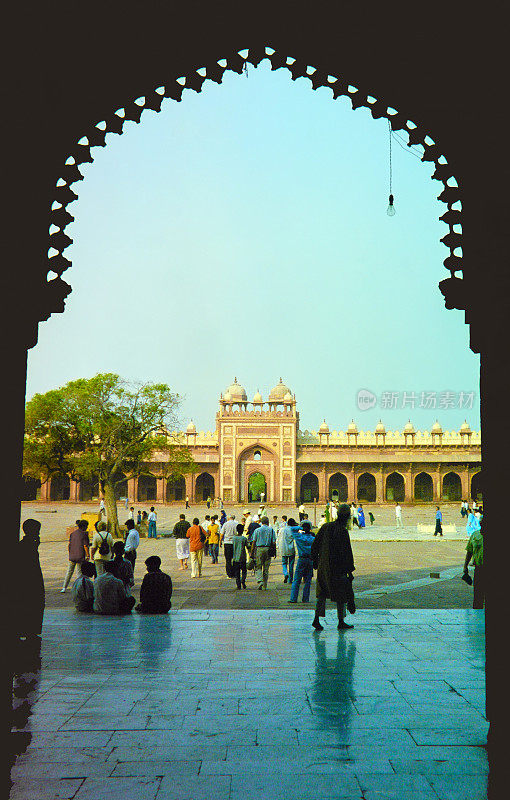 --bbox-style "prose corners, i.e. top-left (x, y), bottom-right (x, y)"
top-left (186, 517), bottom-right (206, 578)
top-left (61, 519), bottom-right (90, 592)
